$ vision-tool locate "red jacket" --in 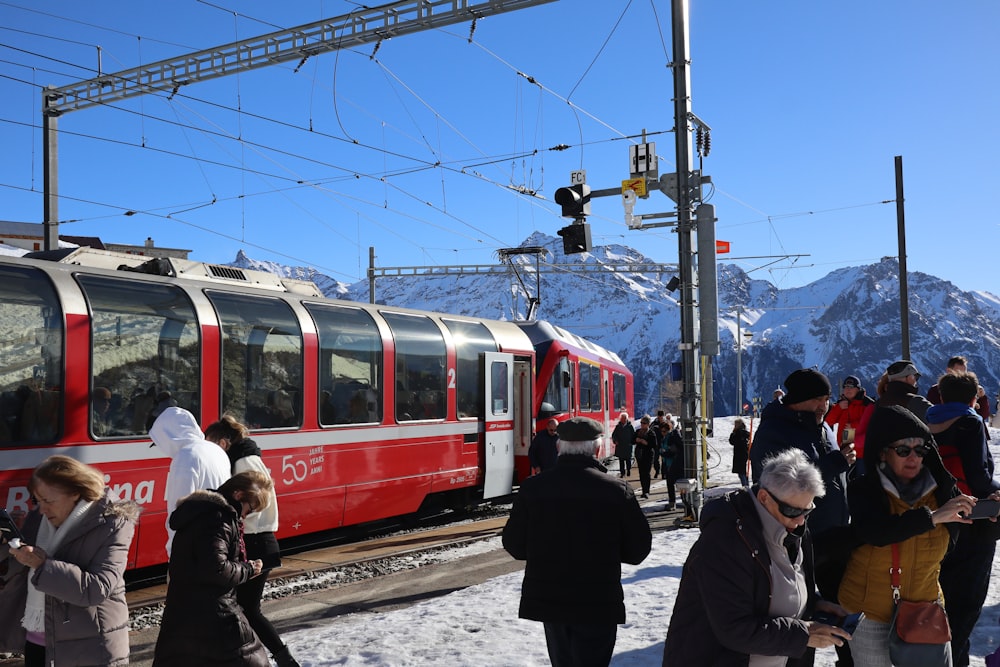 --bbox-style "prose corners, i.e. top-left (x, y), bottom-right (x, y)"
top-left (825, 393), bottom-right (874, 441)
